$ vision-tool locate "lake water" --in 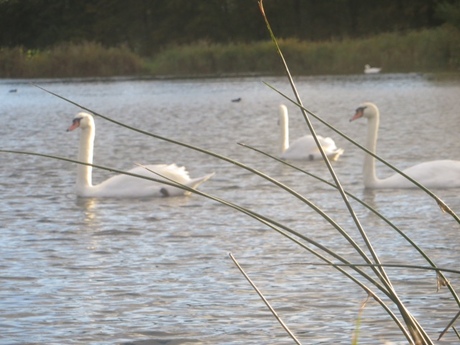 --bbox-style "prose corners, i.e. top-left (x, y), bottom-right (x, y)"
top-left (1, 74), bottom-right (459, 344)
